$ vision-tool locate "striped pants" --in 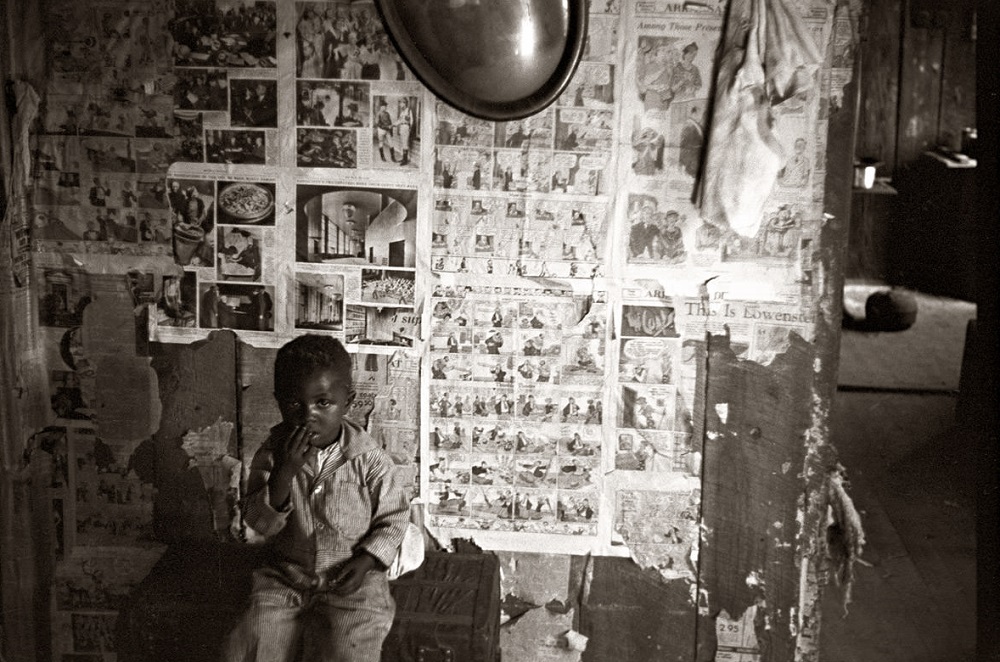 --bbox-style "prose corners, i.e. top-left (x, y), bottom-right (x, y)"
top-left (222, 566), bottom-right (395, 662)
